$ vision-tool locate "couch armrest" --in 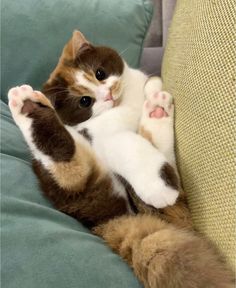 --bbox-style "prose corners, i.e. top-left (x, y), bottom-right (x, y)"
top-left (162, 0), bottom-right (235, 269)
